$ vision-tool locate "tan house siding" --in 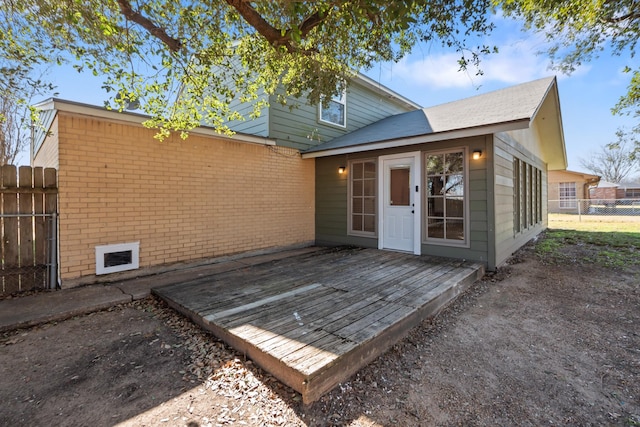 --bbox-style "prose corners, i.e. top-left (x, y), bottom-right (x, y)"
top-left (493, 133), bottom-right (547, 268)
top-left (45, 111), bottom-right (314, 287)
